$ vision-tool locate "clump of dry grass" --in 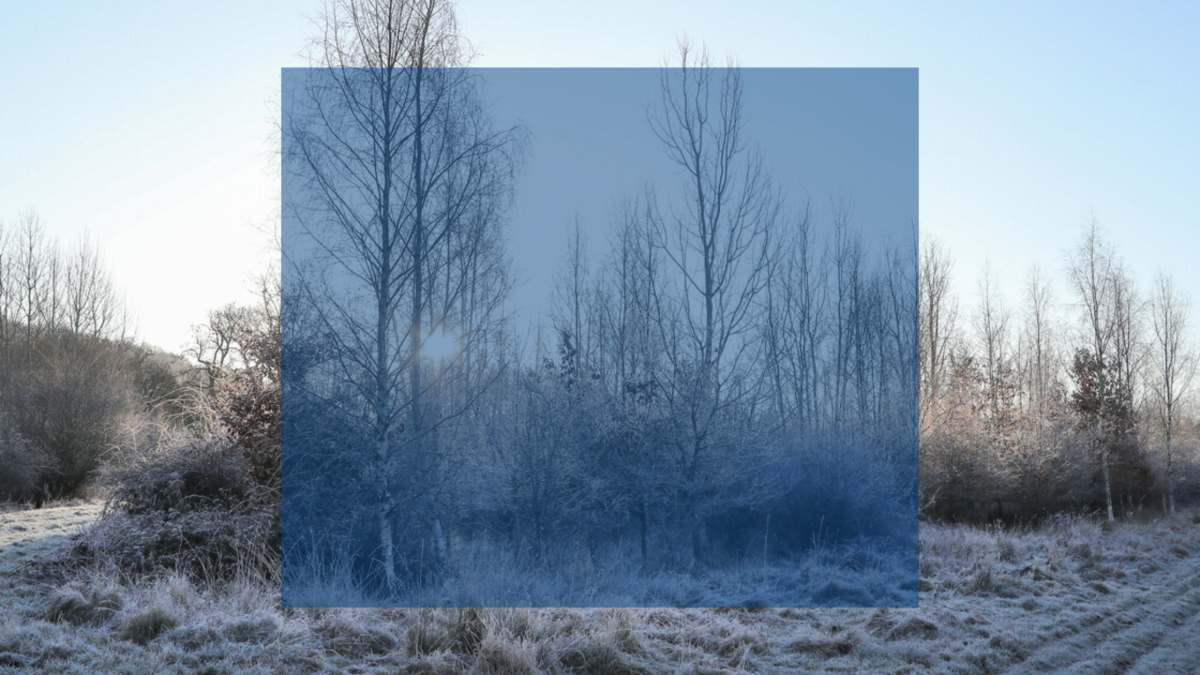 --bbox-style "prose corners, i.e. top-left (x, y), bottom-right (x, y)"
top-left (997, 537), bottom-right (1018, 563)
top-left (965, 559), bottom-right (996, 594)
top-left (220, 610), bottom-right (282, 644)
top-left (886, 615), bottom-right (939, 641)
top-left (406, 608), bottom-right (486, 656)
top-left (313, 611), bottom-right (400, 657)
top-left (474, 632), bottom-right (540, 674)
top-left (557, 633), bottom-right (648, 675)
top-left (785, 627), bottom-right (862, 658)
top-left (395, 608), bottom-right (654, 674)
top-left (44, 585), bottom-right (123, 625)
top-left (119, 604), bottom-right (179, 645)
top-left (811, 579), bottom-right (876, 606)
top-left (1068, 541), bottom-right (1094, 561)
top-left (64, 507), bottom-right (276, 580)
